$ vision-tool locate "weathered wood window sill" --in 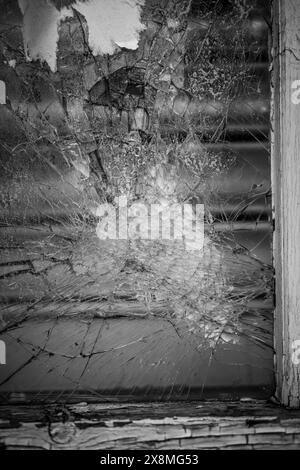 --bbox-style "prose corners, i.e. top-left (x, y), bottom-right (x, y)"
top-left (1, 401), bottom-right (300, 449)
